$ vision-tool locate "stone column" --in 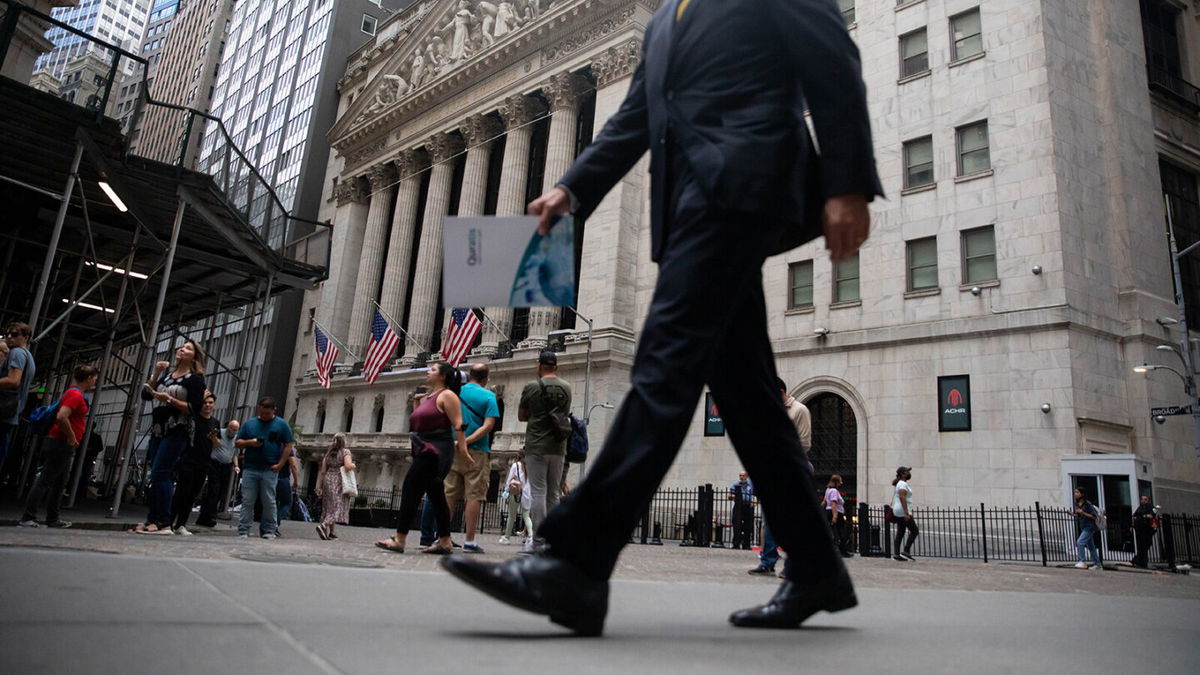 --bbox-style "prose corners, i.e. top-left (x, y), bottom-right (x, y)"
top-left (448, 114), bottom-right (501, 351)
top-left (479, 95), bottom-right (546, 353)
top-left (576, 39), bottom-right (645, 333)
top-left (347, 163), bottom-right (396, 356)
top-left (377, 149), bottom-right (429, 358)
top-left (522, 71), bottom-right (589, 348)
top-left (319, 177), bottom-right (370, 355)
top-left (405, 131), bottom-right (464, 358)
